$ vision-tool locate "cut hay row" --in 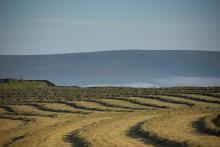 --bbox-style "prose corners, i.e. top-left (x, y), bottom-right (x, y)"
top-left (62, 101), bottom-right (117, 112)
top-left (28, 103), bottom-right (89, 114)
top-left (186, 94), bottom-right (220, 101)
top-left (144, 95), bottom-right (195, 107)
top-left (3, 112), bottom-right (56, 118)
top-left (159, 95), bottom-right (219, 107)
top-left (128, 97), bottom-right (187, 109)
top-left (0, 115), bottom-right (31, 123)
top-left (67, 112), bottom-right (158, 147)
top-left (133, 121), bottom-right (187, 147)
top-left (86, 98), bottom-right (154, 111)
top-left (127, 97), bottom-right (186, 109)
top-left (42, 103), bottom-right (81, 112)
top-left (3, 134), bottom-right (28, 147)
top-left (36, 115), bottom-right (113, 147)
top-left (9, 104), bottom-right (50, 114)
top-left (159, 94), bottom-right (220, 109)
top-left (61, 101), bottom-right (133, 112)
top-left (0, 118), bottom-right (24, 133)
top-left (102, 97), bottom-right (168, 109)
top-left (0, 115), bottom-right (63, 147)
top-left (156, 95), bottom-right (198, 107)
top-left (170, 94), bottom-right (220, 104)
top-left (83, 99), bottom-right (133, 112)
top-left (6, 105), bottom-right (57, 117)
top-left (73, 100), bottom-right (120, 111)
top-left (0, 98), bottom-right (57, 105)
top-left (1, 105), bottom-right (55, 117)
top-left (0, 115), bottom-right (38, 147)
top-left (194, 114), bottom-right (220, 136)
top-left (61, 101), bottom-right (107, 112)
top-left (157, 94), bottom-right (220, 108)
top-left (82, 99), bottom-right (135, 112)
top-left (8, 114), bottom-right (112, 147)
top-left (0, 115), bottom-right (33, 138)
top-left (136, 112), bottom-right (220, 147)
top-left (198, 93), bottom-right (220, 99)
